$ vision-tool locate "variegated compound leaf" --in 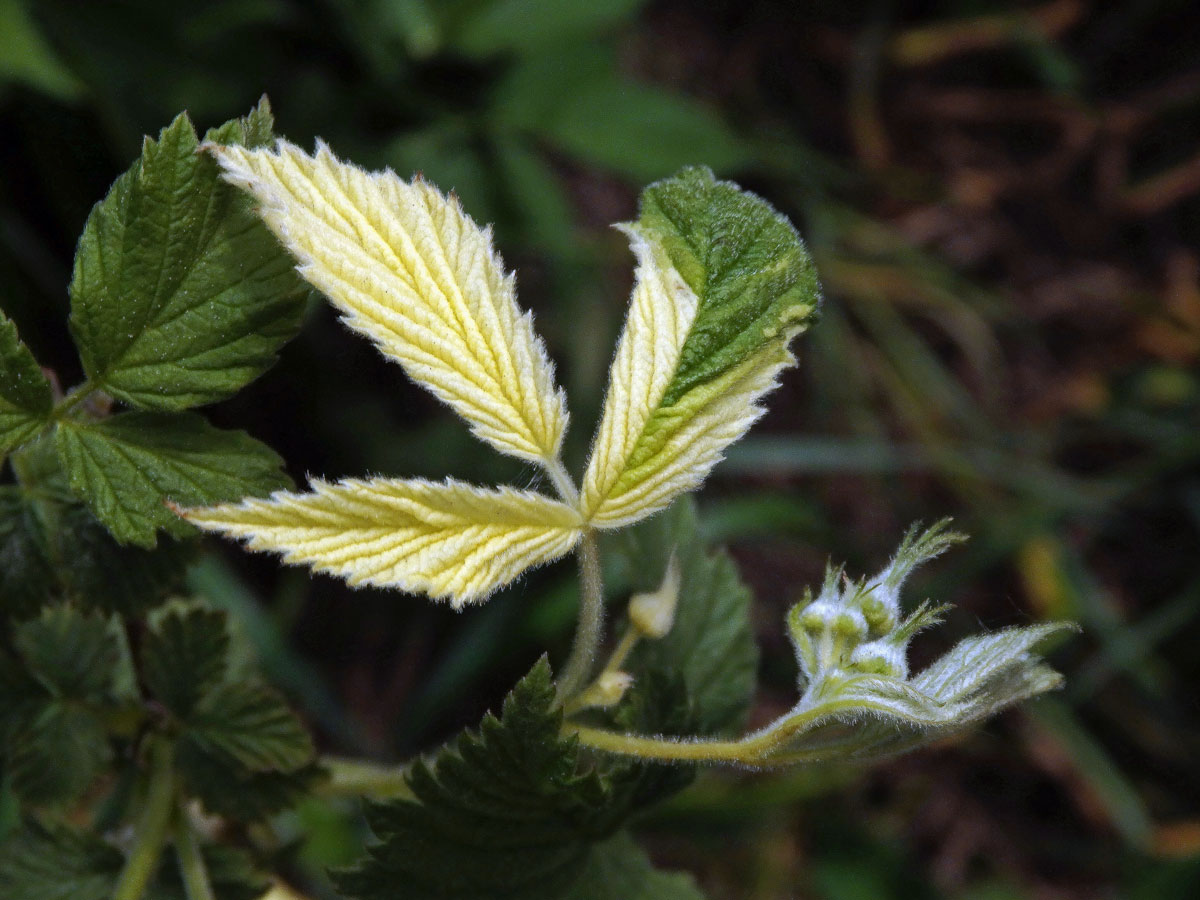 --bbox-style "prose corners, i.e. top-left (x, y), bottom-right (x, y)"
top-left (208, 140), bottom-right (568, 464)
top-left (581, 167), bottom-right (820, 527)
top-left (184, 478), bottom-right (583, 607)
top-left (0, 312), bottom-right (52, 454)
